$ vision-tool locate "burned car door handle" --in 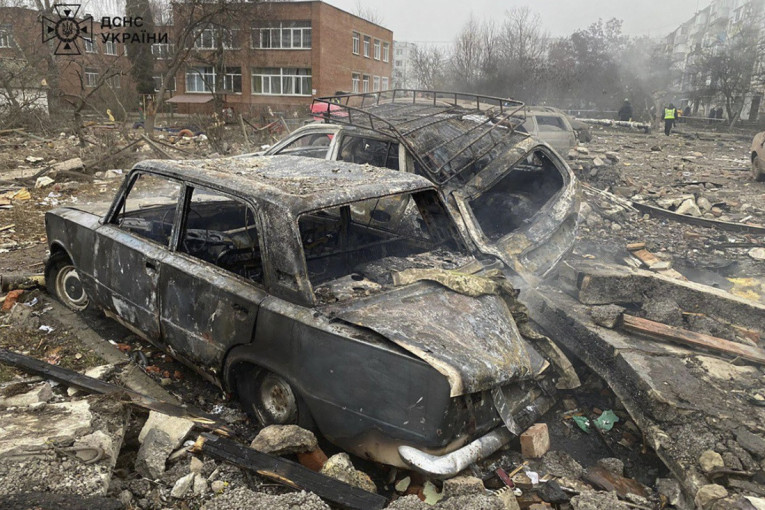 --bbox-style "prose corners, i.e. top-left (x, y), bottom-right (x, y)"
top-left (145, 259), bottom-right (158, 271)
